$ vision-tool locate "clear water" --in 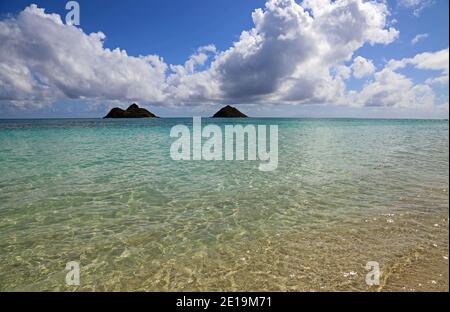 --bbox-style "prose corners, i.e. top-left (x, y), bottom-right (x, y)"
top-left (0, 118), bottom-right (448, 291)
